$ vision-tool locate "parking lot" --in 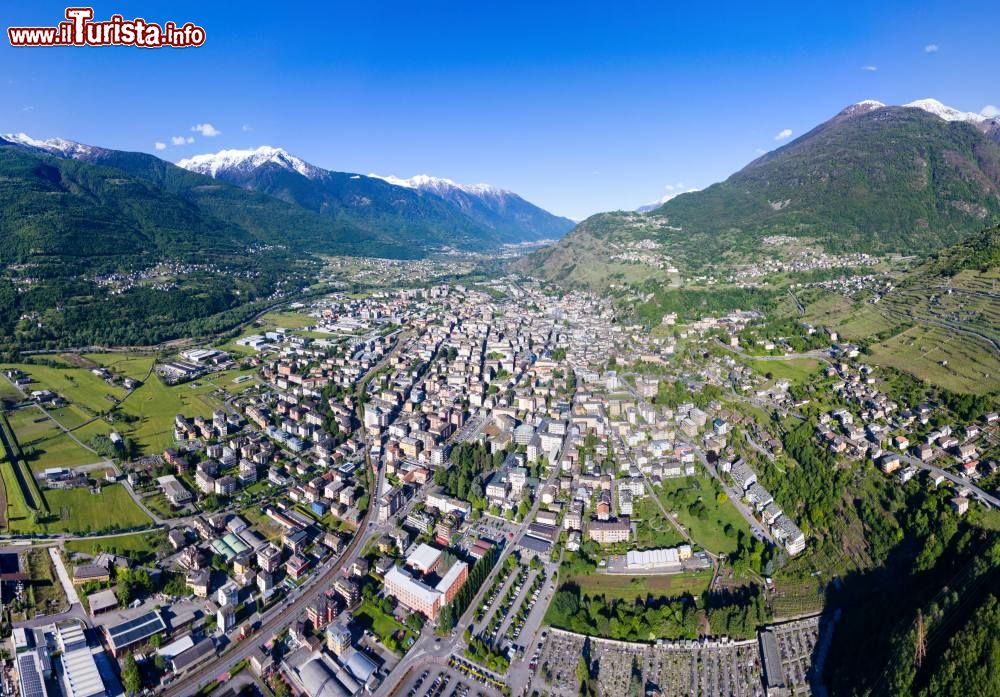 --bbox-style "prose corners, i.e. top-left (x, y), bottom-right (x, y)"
top-left (396, 663), bottom-right (503, 697)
